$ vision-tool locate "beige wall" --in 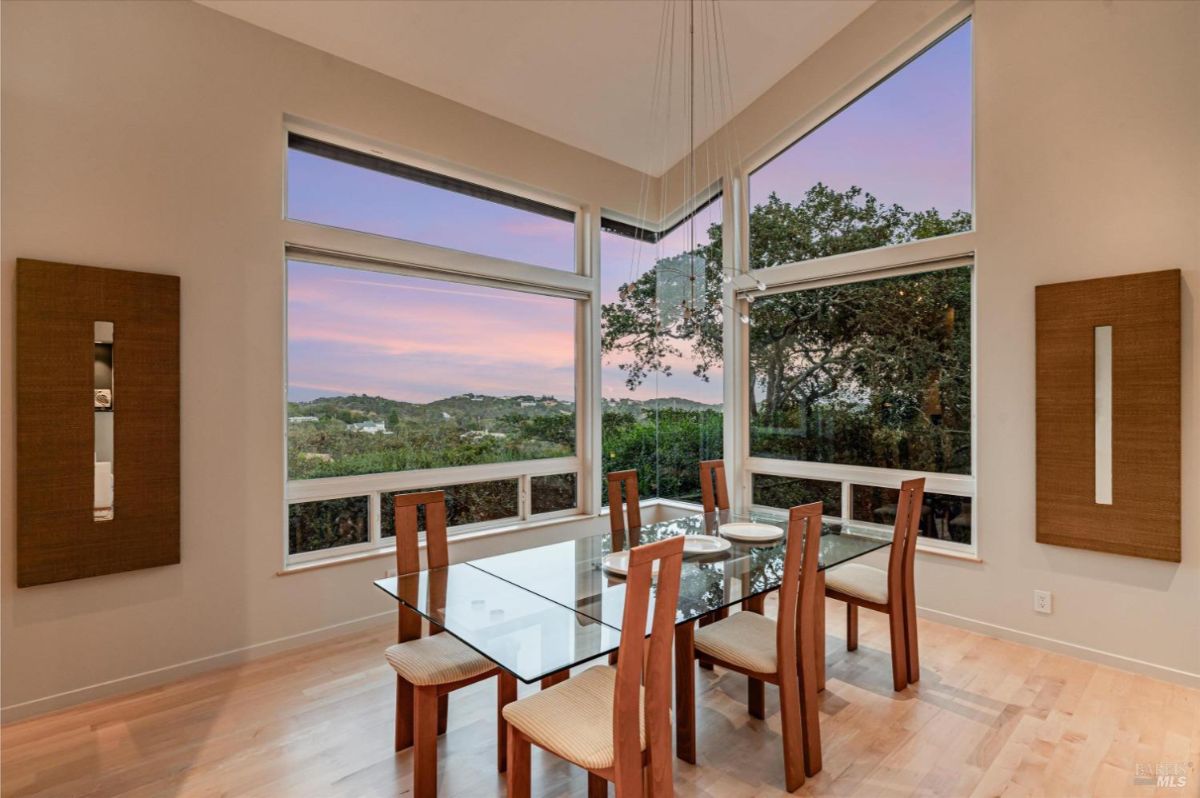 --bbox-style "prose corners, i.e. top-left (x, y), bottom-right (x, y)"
top-left (946, 0), bottom-right (1198, 679)
top-left (0, 0), bottom-right (651, 718)
top-left (2, 0), bottom-right (1197, 718)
